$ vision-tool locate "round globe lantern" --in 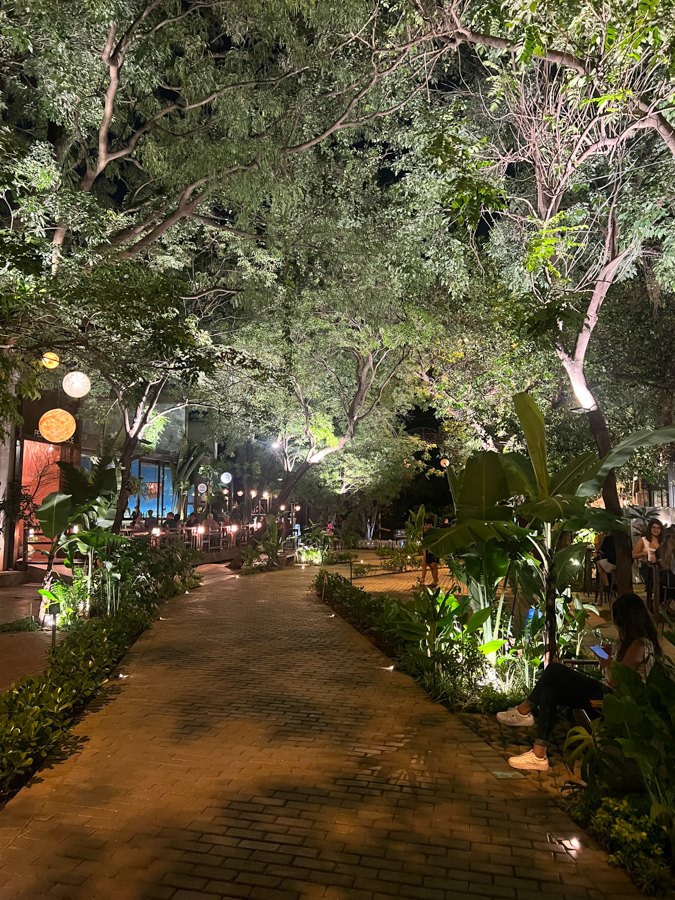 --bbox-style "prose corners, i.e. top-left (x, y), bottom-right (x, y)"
top-left (41, 351), bottom-right (60, 369)
top-left (220, 472), bottom-right (232, 484)
top-left (62, 371), bottom-right (91, 399)
top-left (38, 409), bottom-right (76, 443)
